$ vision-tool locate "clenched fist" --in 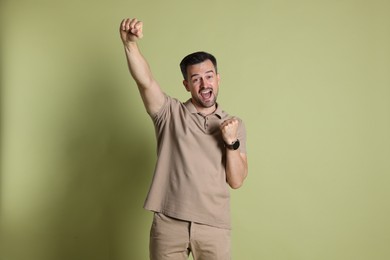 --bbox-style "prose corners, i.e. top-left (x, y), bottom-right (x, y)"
top-left (220, 118), bottom-right (239, 145)
top-left (120, 18), bottom-right (144, 45)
